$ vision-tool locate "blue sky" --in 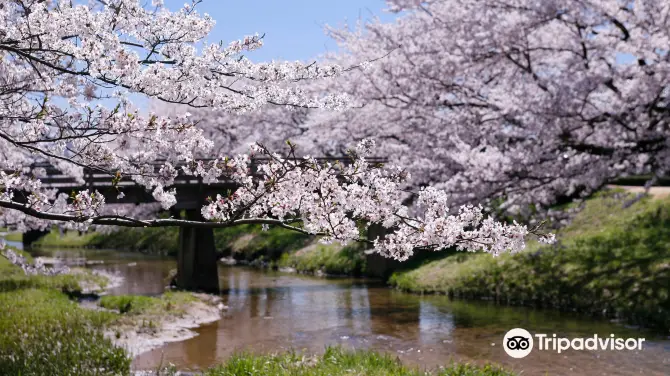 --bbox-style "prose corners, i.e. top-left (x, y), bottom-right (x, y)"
top-left (164, 0), bottom-right (398, 62)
